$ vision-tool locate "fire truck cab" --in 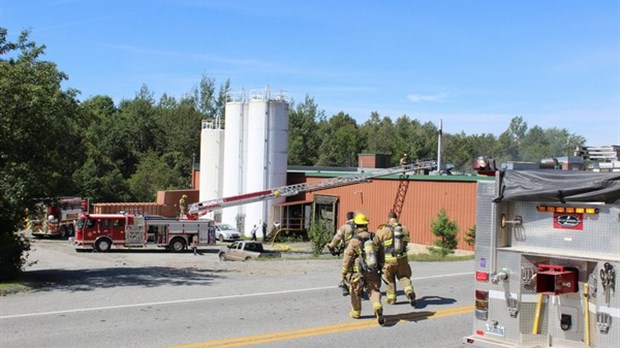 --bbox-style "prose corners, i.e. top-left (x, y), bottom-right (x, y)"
top-left (464, 170), bottom-right (620, 347)
top-left (73, 213), bottom-right (215, 252)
